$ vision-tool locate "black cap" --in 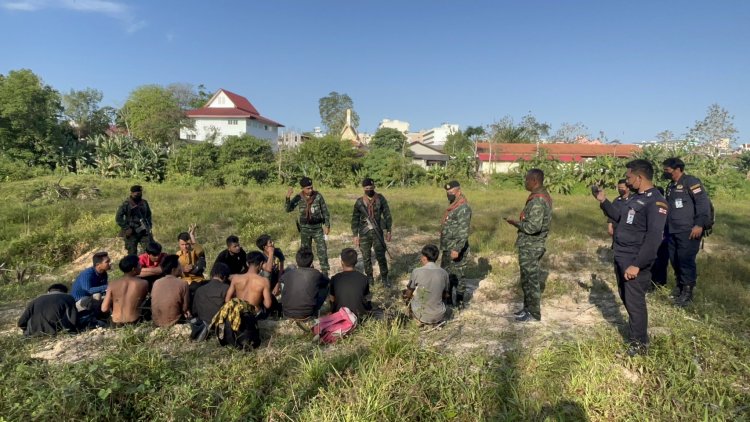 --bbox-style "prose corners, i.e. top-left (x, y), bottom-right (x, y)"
top-left (300, 177), bottom-right (313, 187)
top-left (362, 178), bottom-right (374, 187)
top-left (130, 185), bottom-right (143, 193)
top-left (444, 180), bottom-right (460, 190)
